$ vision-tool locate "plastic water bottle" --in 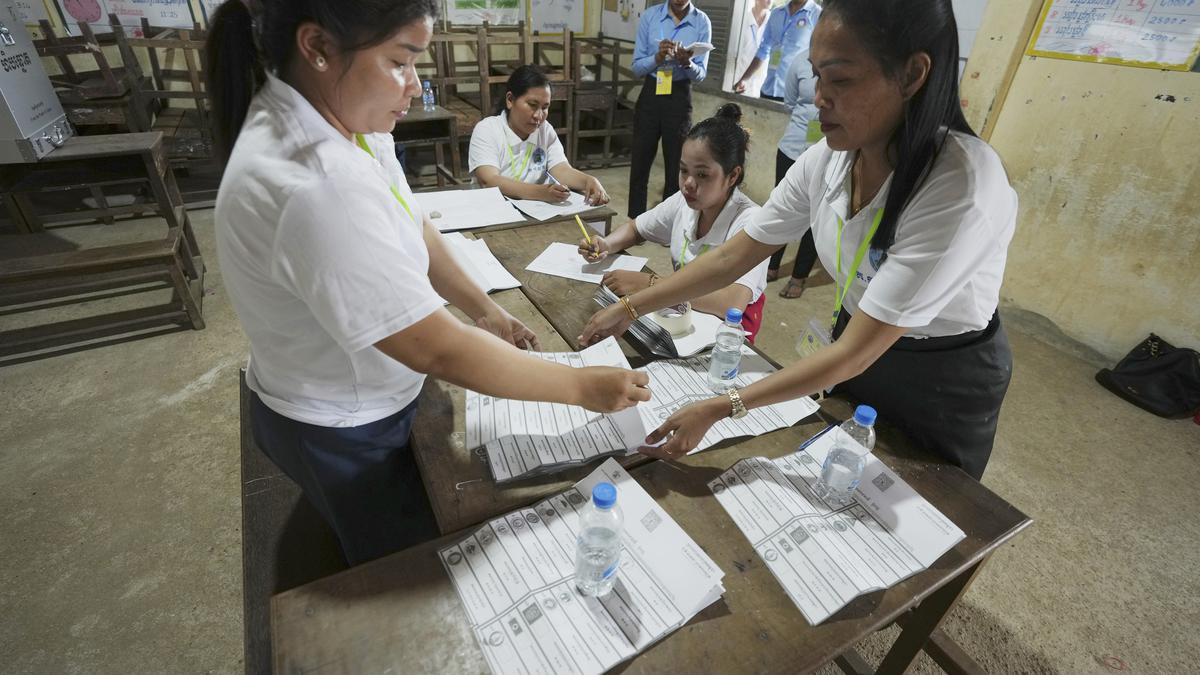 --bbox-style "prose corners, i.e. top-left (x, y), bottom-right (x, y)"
top-left (706, 308), bottom-right (745, 393)
top-left (422, 80), bottom-right (436, 111)
top-left (575, 482), bottom-right (623, 596)
top-left (814, 405), bottom-right (877, 506)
